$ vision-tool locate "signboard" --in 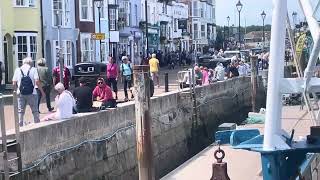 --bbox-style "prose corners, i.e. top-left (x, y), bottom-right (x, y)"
top-left (178, 19), bottom-right (187, 30)
top-left (91, 33), bottom-right (105, 40)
